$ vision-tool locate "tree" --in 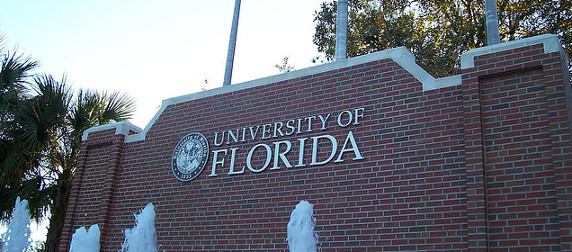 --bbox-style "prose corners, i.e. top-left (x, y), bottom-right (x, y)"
top-left (275, 57), bottom-right (295, 73)
top-left (0, 38), bottom-right (135, 251)
top-left (313, 0), bottom-right (572, 77)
